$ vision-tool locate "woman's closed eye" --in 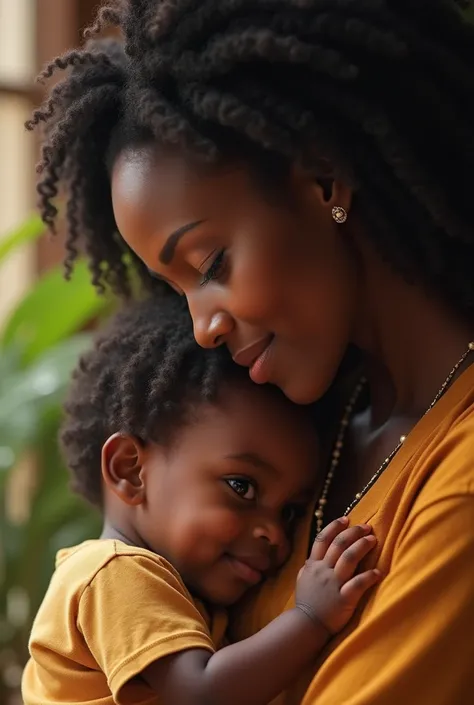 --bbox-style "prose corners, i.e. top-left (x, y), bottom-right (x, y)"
top-left (200, 249), bottom-right (228, 286)
top-left (225, 477), bottom-right (257, 501)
